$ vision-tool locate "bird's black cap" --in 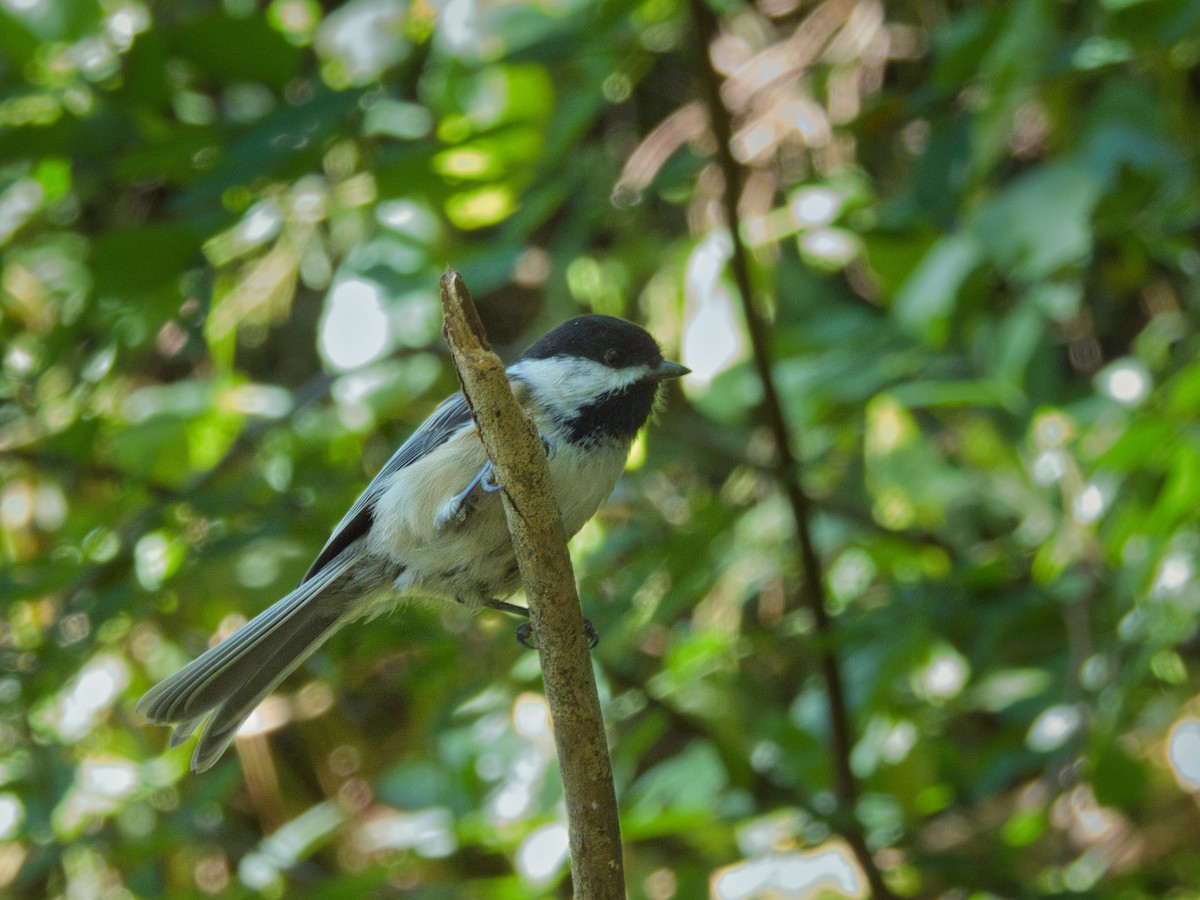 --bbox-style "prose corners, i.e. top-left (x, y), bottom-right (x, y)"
top-left (518, 315), bottom-right (687, 445)
top-left (519, 314), bottom-right (665, 371)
